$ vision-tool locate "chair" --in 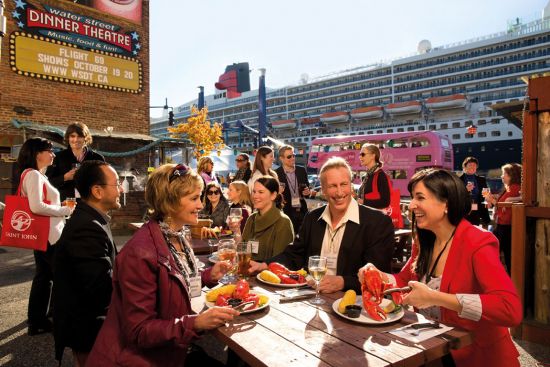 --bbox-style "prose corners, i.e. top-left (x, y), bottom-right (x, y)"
top-left (391, 230), bottom-right (412, 273)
